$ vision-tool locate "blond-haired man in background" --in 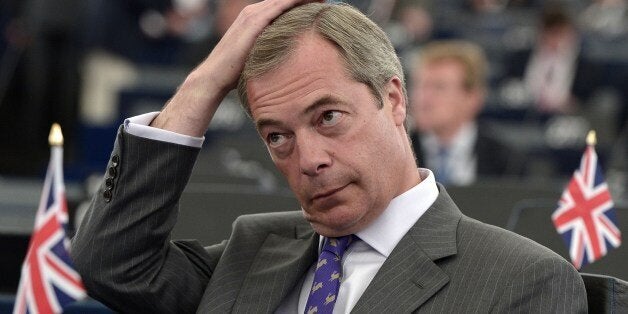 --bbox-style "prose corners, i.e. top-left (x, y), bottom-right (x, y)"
top-left (410, 40), bottom-right (512, 186)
